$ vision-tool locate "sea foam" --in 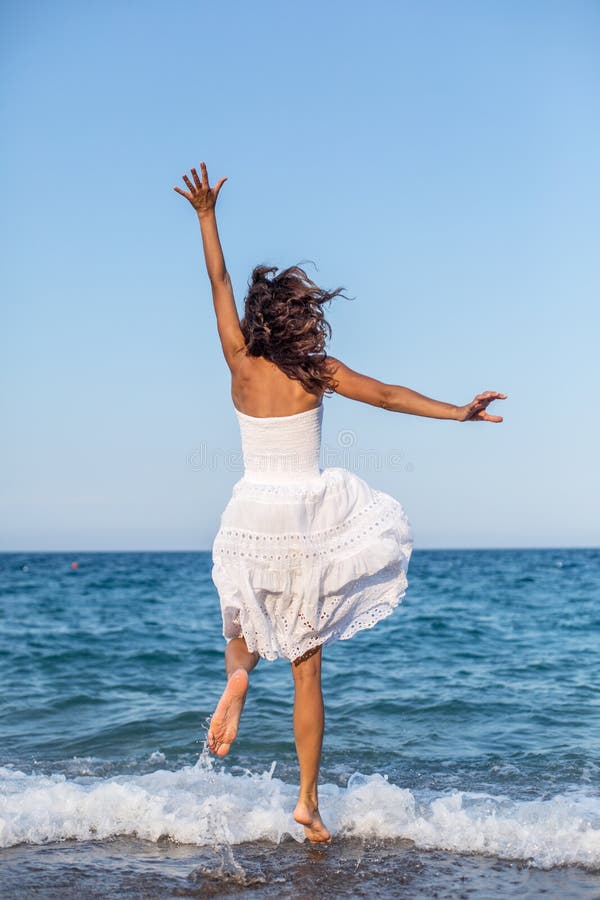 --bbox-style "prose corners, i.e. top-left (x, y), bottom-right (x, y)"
top-left (1, 757), bottom-right (599, 870)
